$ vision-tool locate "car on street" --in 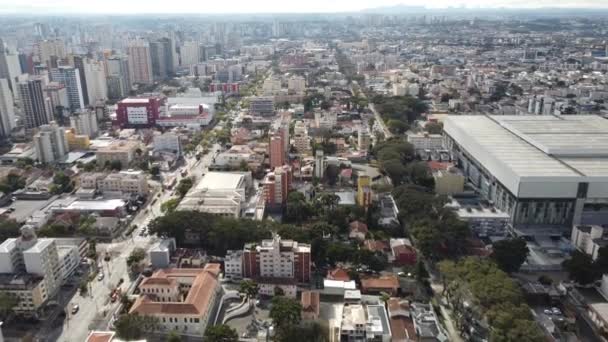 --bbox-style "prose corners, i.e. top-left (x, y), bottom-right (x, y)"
top-left (71, 304), bottom-right (79, 314)
top-left (98, 273), bottom-right (104, 281)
